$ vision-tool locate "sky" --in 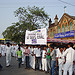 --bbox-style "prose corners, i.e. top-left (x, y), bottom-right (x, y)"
top-left (0, 0), bottom-right (75, 38)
